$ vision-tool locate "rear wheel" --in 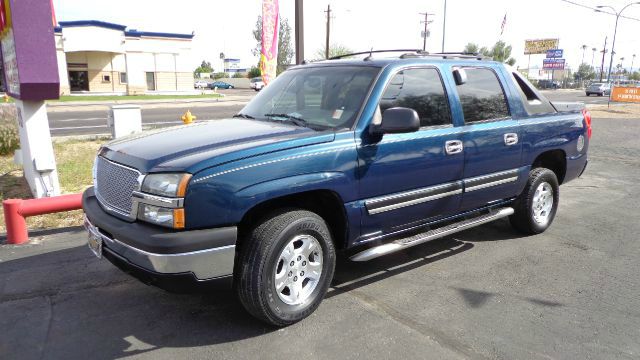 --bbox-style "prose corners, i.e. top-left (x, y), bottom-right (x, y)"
top-left (236, 209), bottom-right (336, 326)
top-left (509, 168), bottom-right (559, 235)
